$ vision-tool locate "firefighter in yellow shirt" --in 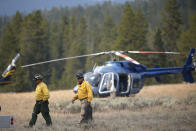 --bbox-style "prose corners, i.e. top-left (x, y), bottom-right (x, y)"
top-left (28, 74), bottom-right (52, 127)
top-left (72, 72), bottom-right (93, 124)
